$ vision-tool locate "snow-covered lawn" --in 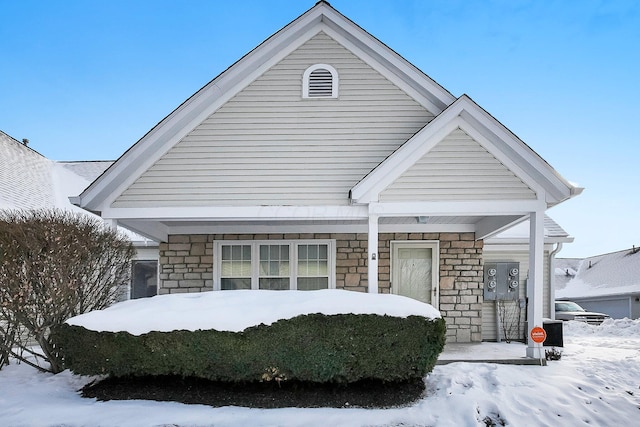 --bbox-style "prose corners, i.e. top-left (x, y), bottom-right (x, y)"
top-left (1, 292), bottom-right (639, 426)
